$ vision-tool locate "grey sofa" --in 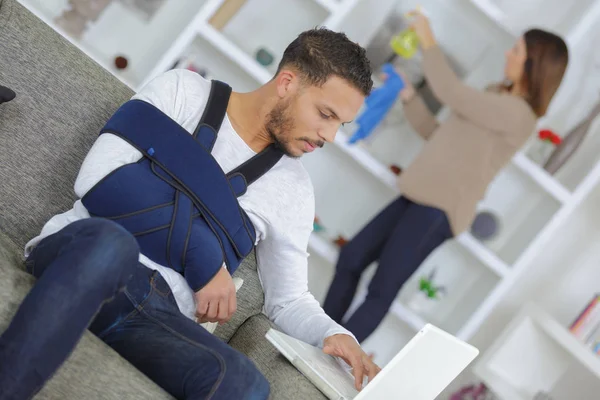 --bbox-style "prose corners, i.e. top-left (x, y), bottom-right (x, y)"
top-left (0, 1), bottom-right (326, 398)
